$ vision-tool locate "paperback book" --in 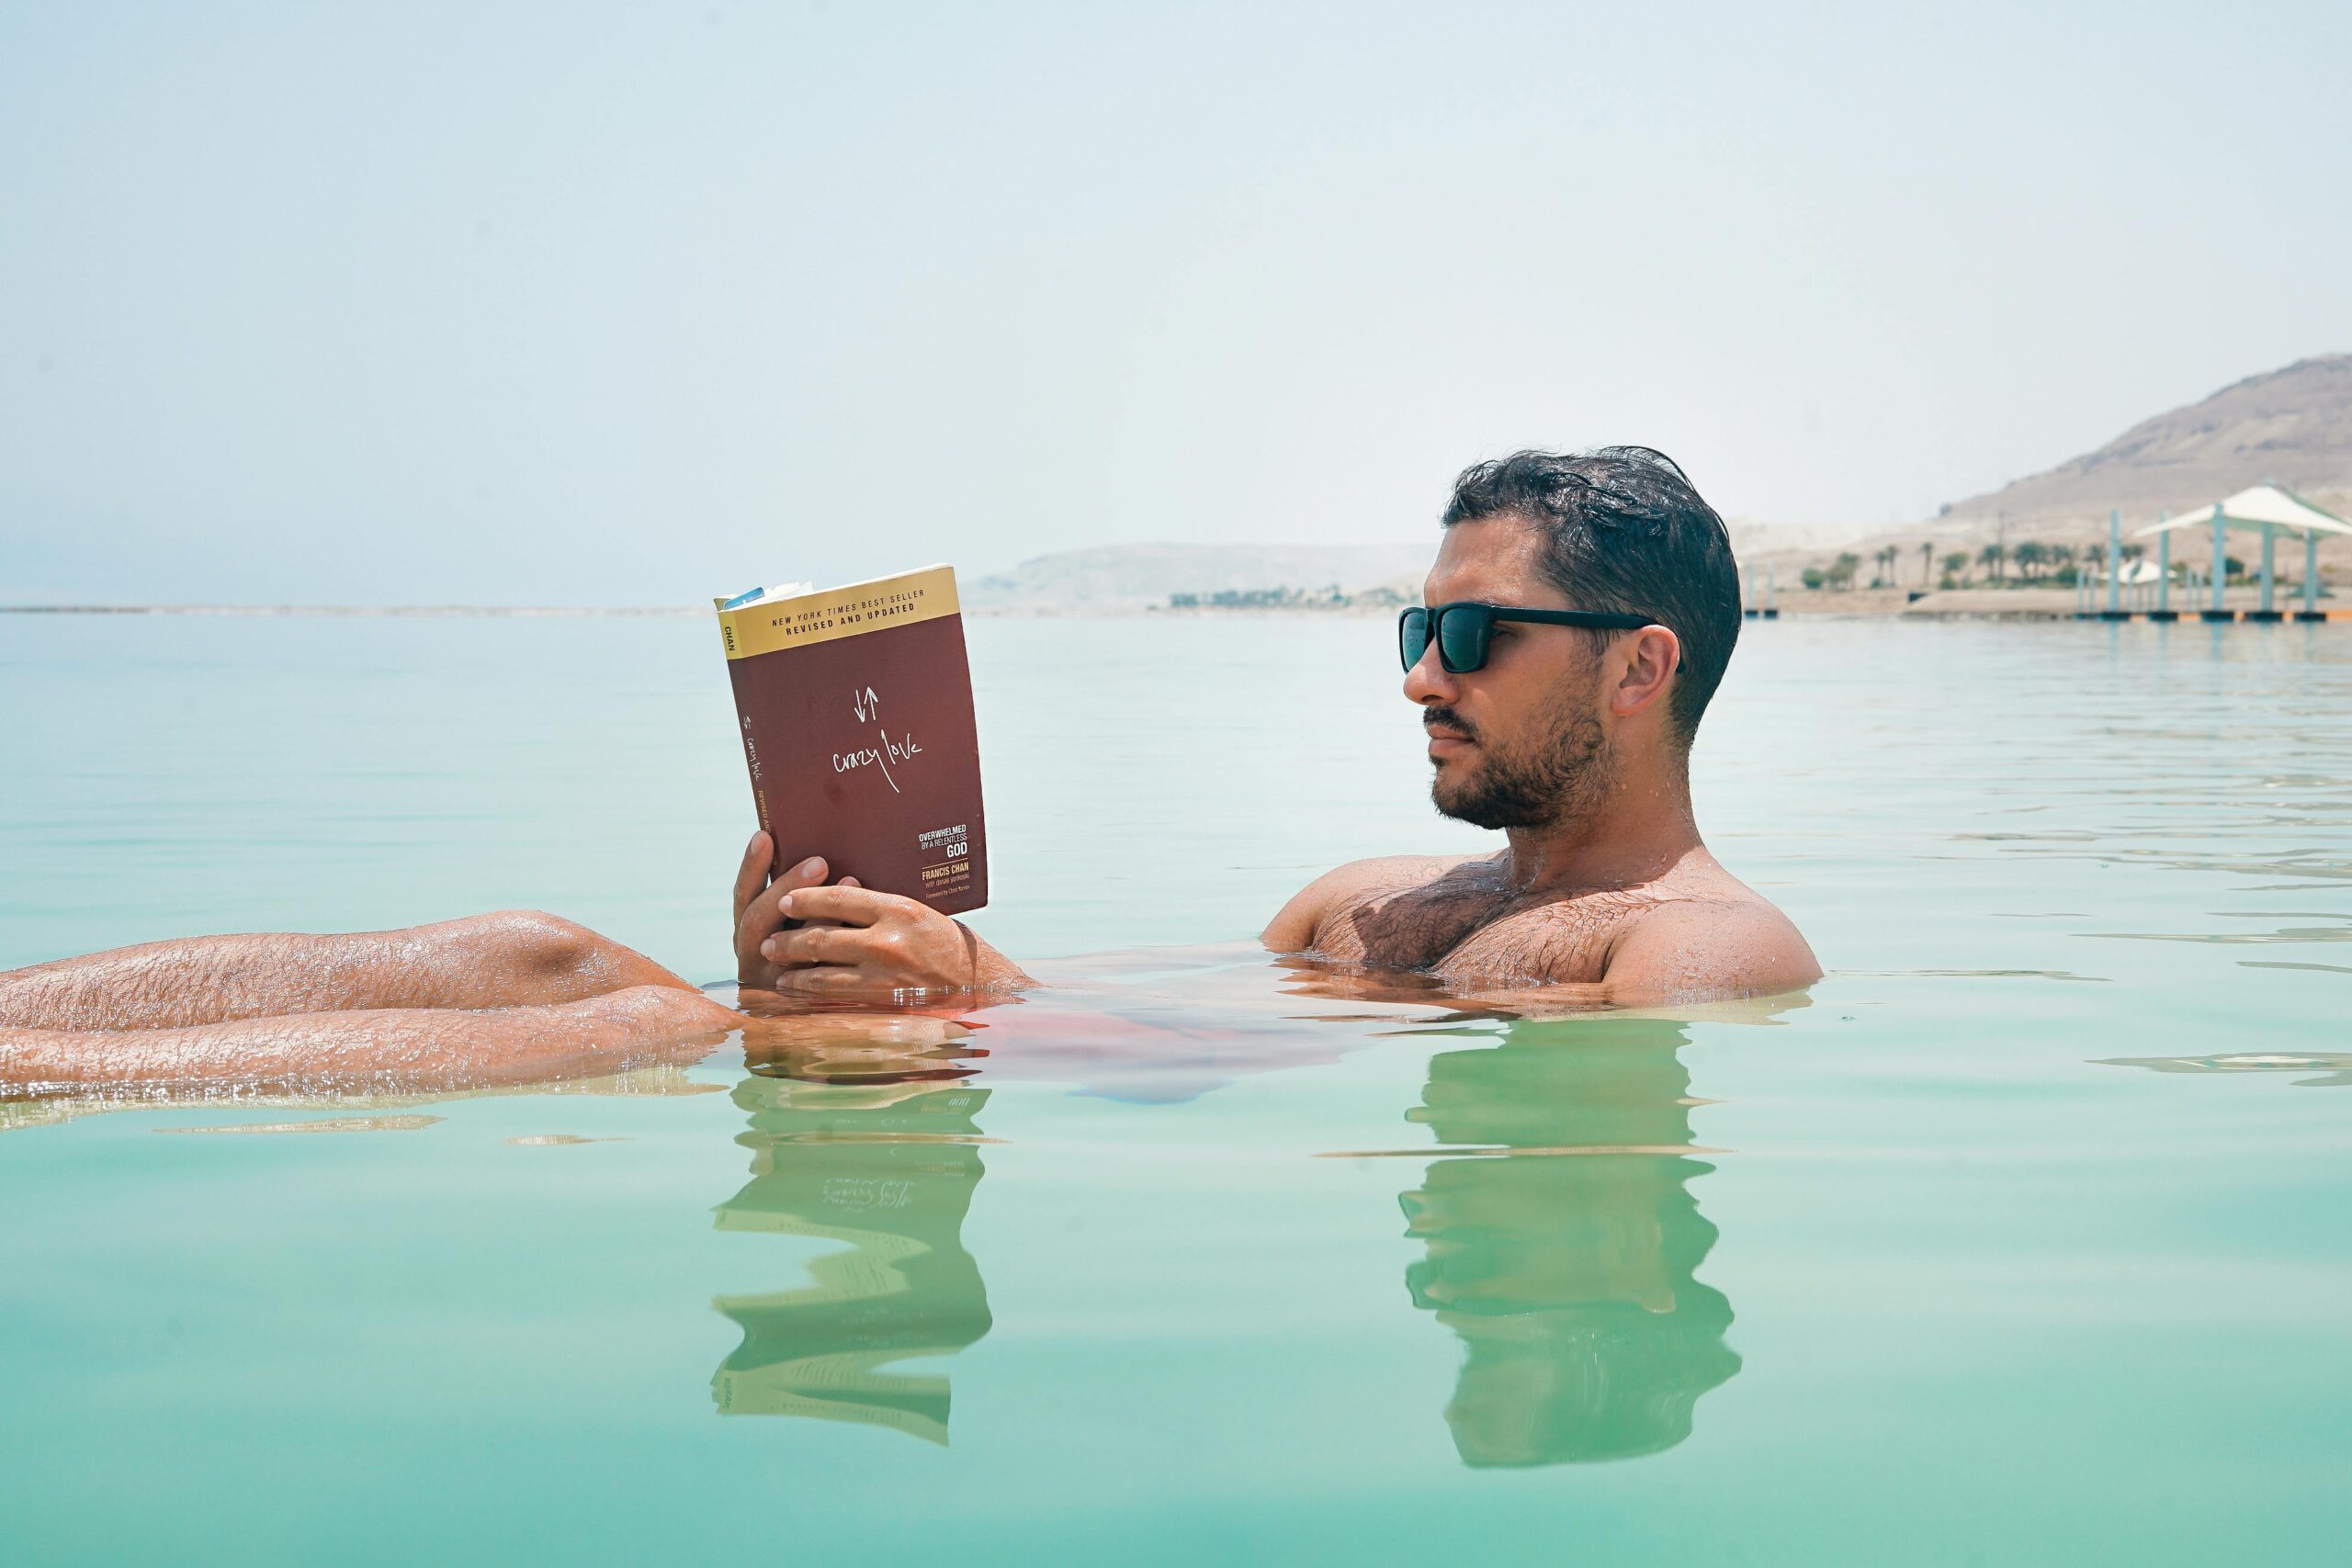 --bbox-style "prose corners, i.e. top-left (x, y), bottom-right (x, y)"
top-left (714, 564), bottom-right (987, 915)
